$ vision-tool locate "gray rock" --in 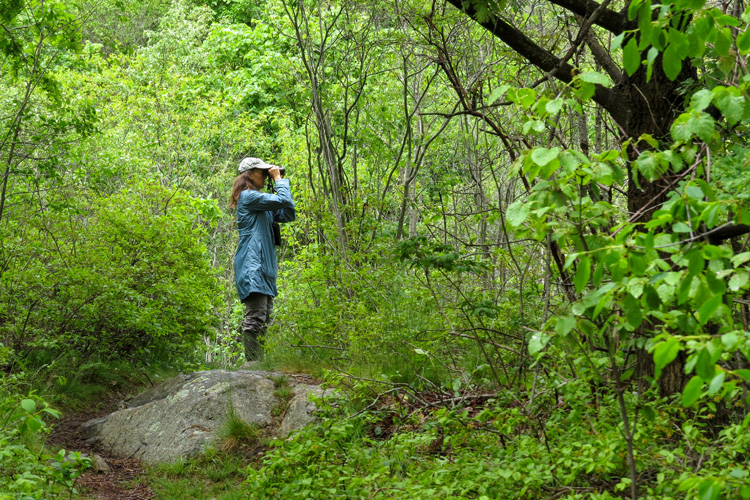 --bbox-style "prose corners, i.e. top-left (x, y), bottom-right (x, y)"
top-left (80, 369), bottom-right (326, 464)
top-left (79, 416), bottom-right (109, 444)
top-left (278, 385), bottom-right (326, 436)
top-left (91, 454), bottom-right (110, 474)
top-left (127, 373), bottom-right (194, 408)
